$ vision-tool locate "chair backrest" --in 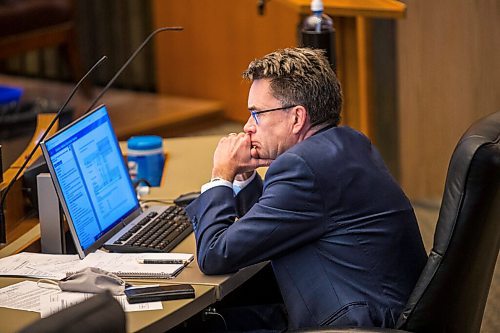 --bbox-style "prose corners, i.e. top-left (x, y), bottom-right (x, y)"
top-left (397, 111), bottom-right (500, 333)
top-left (18, 291), bottom-right (126, 333)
